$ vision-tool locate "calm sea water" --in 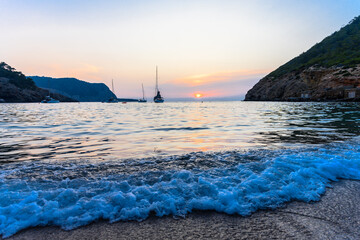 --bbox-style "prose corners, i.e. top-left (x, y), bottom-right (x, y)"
top-left (0, 101), bottom-right (359, 237)
top-left (1, 101), bottom-right (359, 163)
